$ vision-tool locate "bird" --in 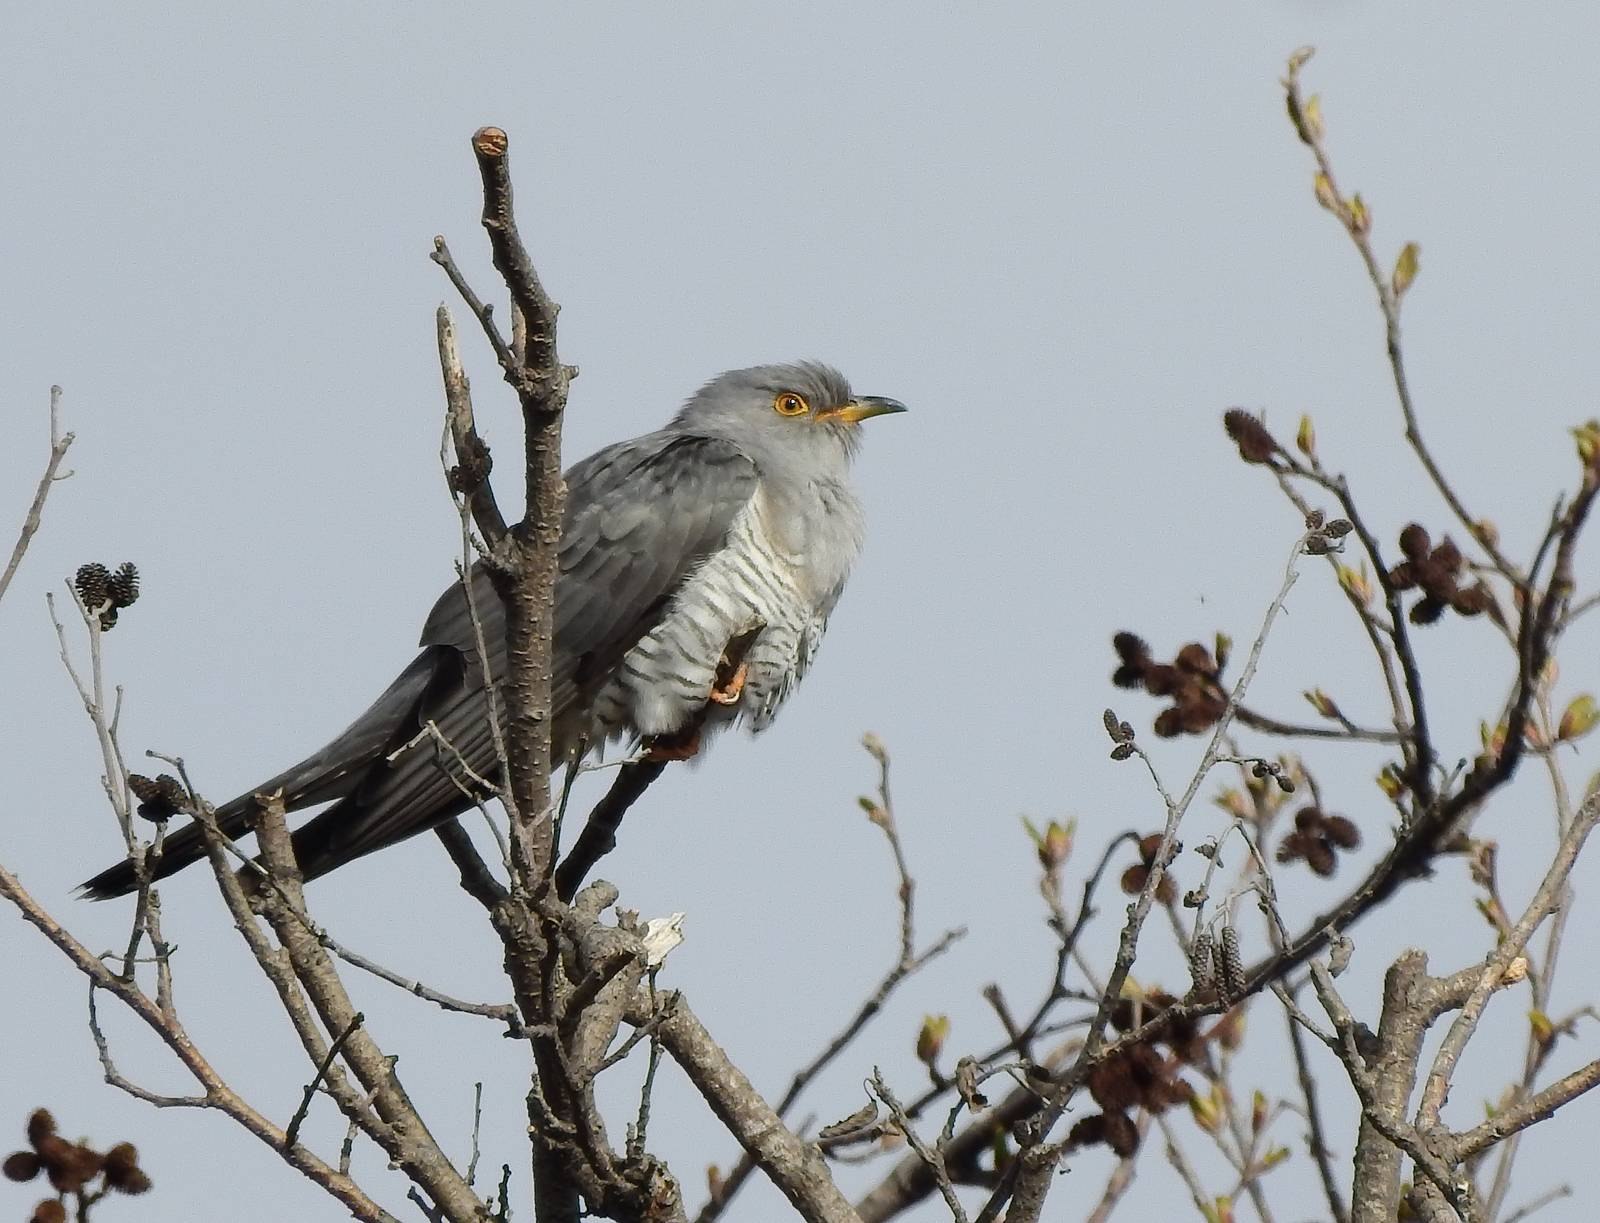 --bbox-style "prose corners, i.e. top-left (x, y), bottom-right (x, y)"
top-left (82, 362), bottom-right (905, 899)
